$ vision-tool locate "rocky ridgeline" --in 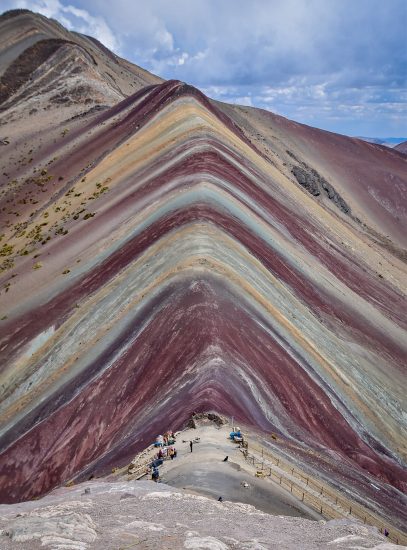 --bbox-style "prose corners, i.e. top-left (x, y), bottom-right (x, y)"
top-left (187, 412), bottom-right (229, 429)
